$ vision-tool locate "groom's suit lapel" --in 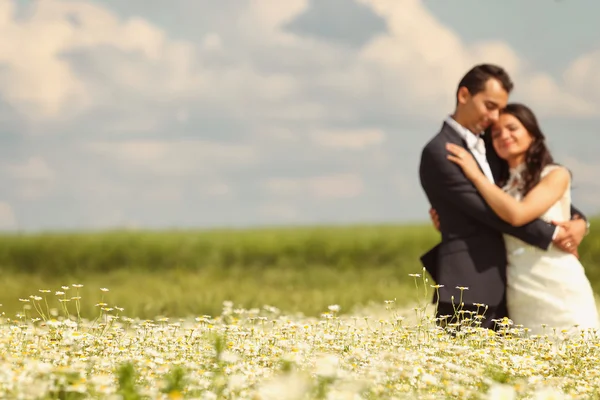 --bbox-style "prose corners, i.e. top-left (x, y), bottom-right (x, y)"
top-left (441, 122), bottom-right (487, 177)
top-left (482, 131), bottom-right (503, 186)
